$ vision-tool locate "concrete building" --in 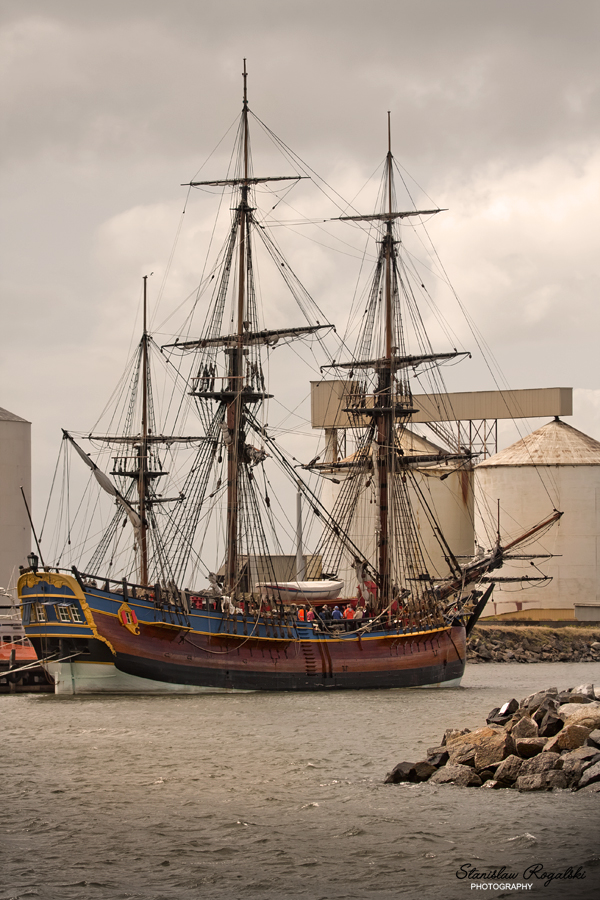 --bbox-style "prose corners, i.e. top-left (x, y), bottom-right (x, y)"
top-left (475, 418), bottom-right (600, 620)
top-left (0, 407), bottom-right (31, 590)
